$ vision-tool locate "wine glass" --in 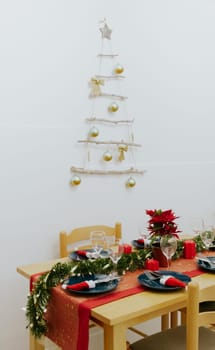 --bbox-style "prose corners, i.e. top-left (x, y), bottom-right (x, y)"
top-left (90, 231), bottom-right (105, 257)
top-left (200, 227), bottom-right (214, 251)
top-left (160, 234), bottom-right (177, 270)
top-left (109, 244), bottom-right (124, 276)
top-left (190, 217), bottom-right (205, 236)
